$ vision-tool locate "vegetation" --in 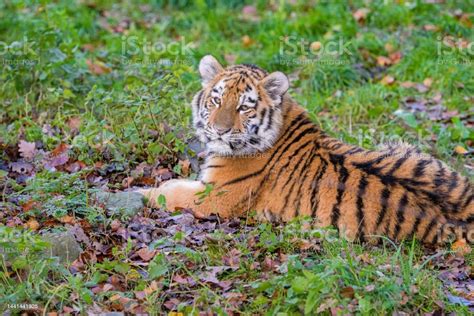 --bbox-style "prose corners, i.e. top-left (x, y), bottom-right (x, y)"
top-left (0, 0), bottom-right (473, 314)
